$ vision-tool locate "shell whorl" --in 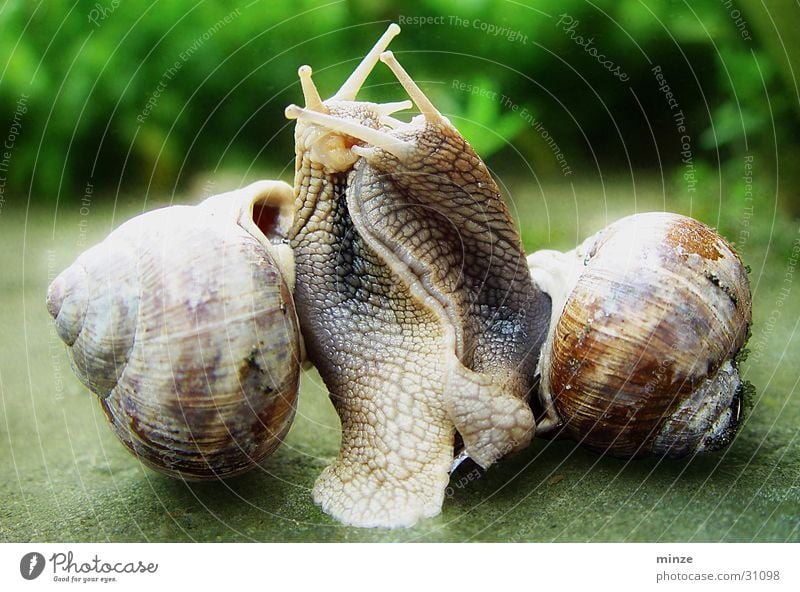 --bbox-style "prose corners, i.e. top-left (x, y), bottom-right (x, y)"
top-left (46, 261), bottom-right (89, 346)
top-left (47, 227), bottom-right (143, 398)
